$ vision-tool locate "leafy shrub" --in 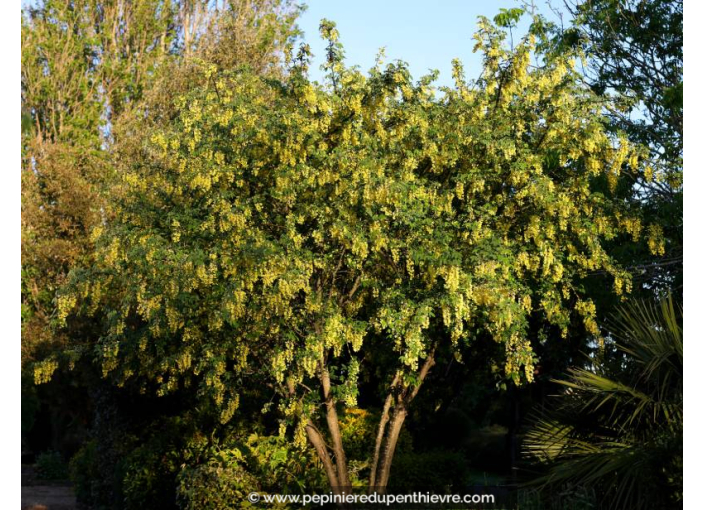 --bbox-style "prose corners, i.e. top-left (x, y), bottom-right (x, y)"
top-left (339, 408), bottom-right (376, 462)
top-left (69, 440), bottom-right (99, 503)
top-left (177, 448), bottom-right (261, 510)
top-left (244, 433), bottom-right (326, 493)
top-left (68, 387), bottom-right (205, 510)
top-left (36, 450), bottom-right (69, 480)
top-left (177, 432), bottom-right (326, 510)
top-left (120, 415), bottom-right (207, 510)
